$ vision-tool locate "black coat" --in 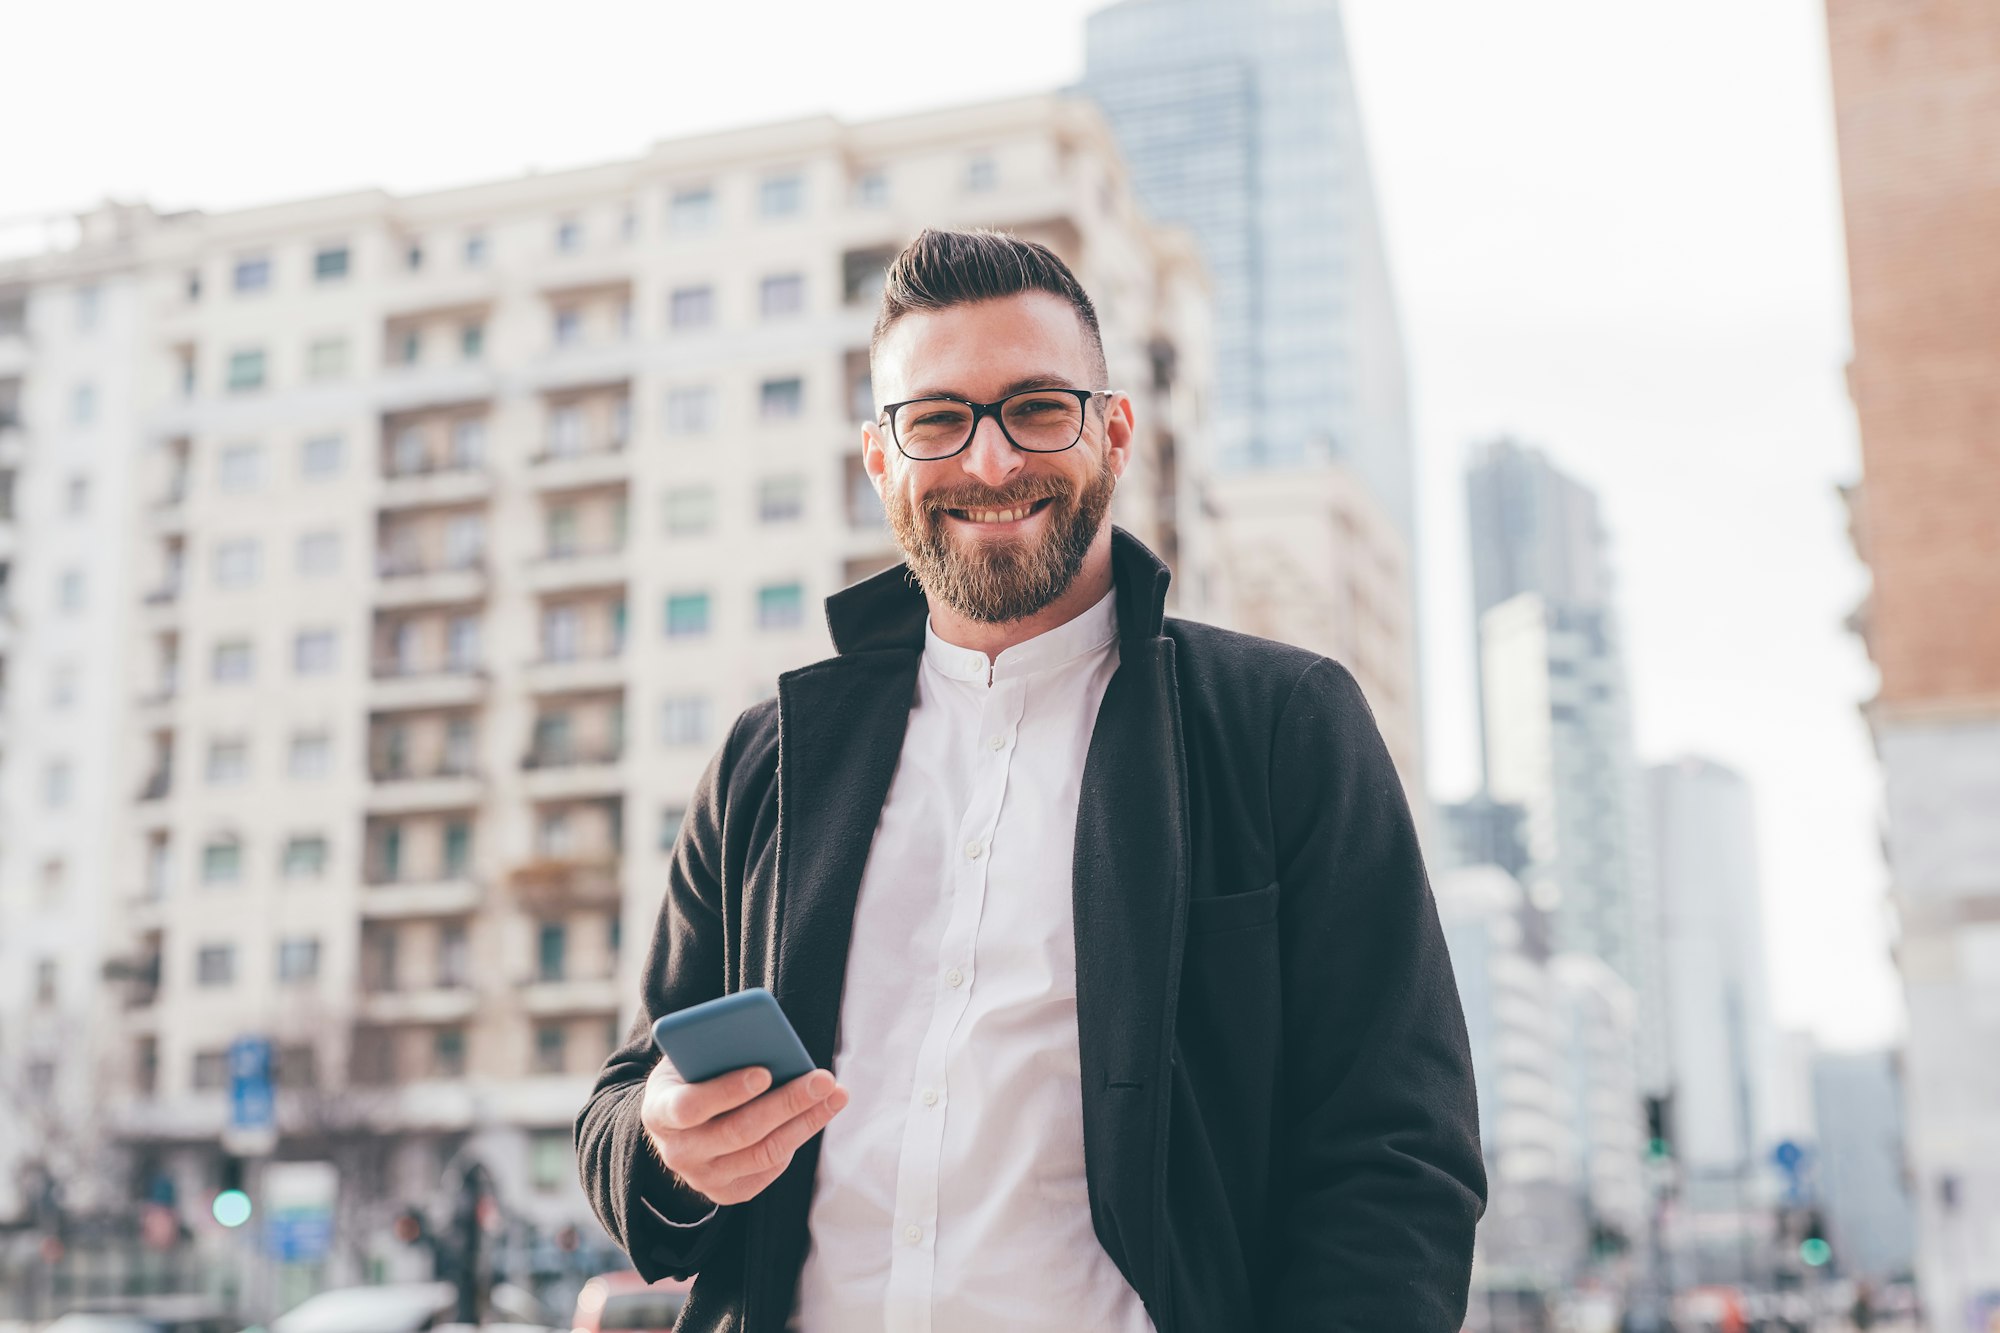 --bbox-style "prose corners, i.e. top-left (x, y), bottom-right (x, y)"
top-left (577, 528), bottom-right (1485, 1332)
